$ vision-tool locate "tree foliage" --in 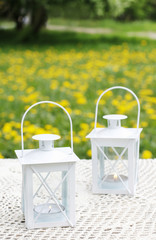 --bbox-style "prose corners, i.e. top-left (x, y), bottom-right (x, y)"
top-left (0, 0), bottom-right (48, 33)
top-left (0, 0), bottom-right (155, 35)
